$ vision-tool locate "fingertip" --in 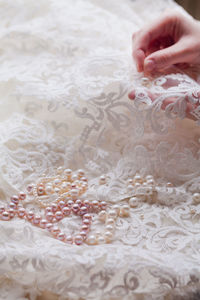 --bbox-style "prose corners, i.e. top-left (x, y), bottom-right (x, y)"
top-left (128, 90), bottom-right (135, 100)
top-left (132, 49), bottom-right (145, 72)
